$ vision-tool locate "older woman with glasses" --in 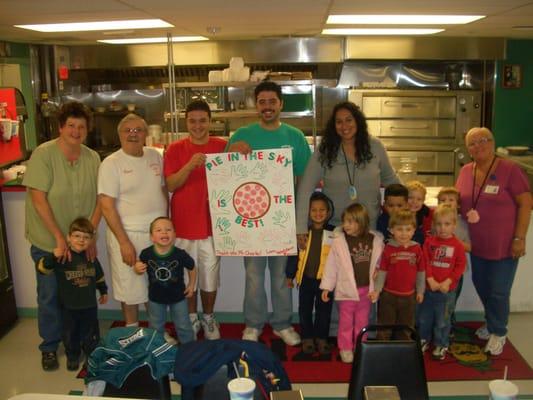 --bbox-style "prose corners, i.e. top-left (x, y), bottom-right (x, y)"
top-left (456, 127), bottom-right (531, 356)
